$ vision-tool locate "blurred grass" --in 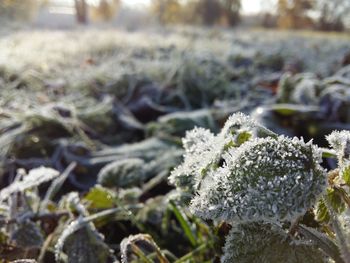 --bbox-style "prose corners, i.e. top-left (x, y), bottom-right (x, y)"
top-left (0, 27), bottom-right (349, 94)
